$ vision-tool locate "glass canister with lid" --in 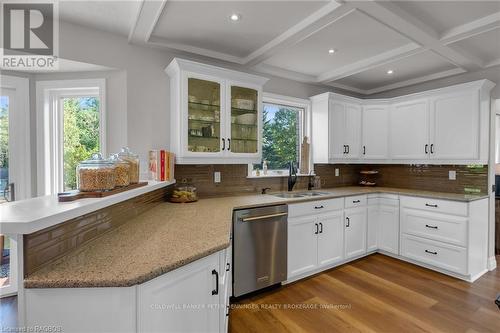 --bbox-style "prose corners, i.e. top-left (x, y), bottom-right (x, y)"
top-left (109, 154), bottom-right (130, 187)
top-left (170, 180), bottom-right (198, 203)
top-left (118, 147), bottom-right (140, 184)
top-left (77, 153), bottom-right (116, 192)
